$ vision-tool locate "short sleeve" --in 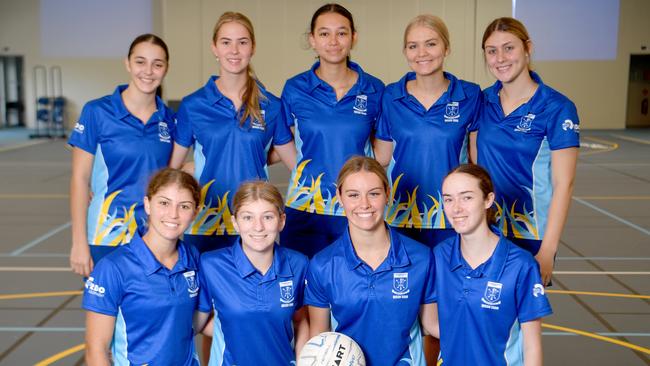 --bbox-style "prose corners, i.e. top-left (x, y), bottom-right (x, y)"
top-left (197, 258), bottom-right (213, 313)
top-left (271, 101), bottom-right (293, 146)
top-left (374, 92), bottom-right (393, 141)
top-left (422, 250), bottom-right (436, 304)
top-left (68, 102), bottom-right (100, 154)
top-left (280, 84), bottom-right (296, 128)
top-left (546, 99), bottom-right (580, 150)
top-left (174, 101), bottom-right (195, 148)
top-left (293, 257), bottom-right (309, 309)
top-left (467, 87), bottom-right (483, 132)
top-left (82, 259), bottom-right (124, 316)
top-left (516, 260), bottom-right (553, 323)
top-left (303, 260), bottom-right (330, 308)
